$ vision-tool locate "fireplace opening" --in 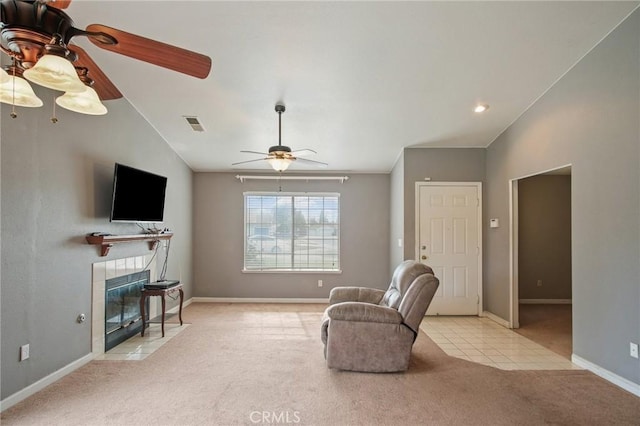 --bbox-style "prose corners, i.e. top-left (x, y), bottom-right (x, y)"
top-left (105, 270), bottom-right (150, 351)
